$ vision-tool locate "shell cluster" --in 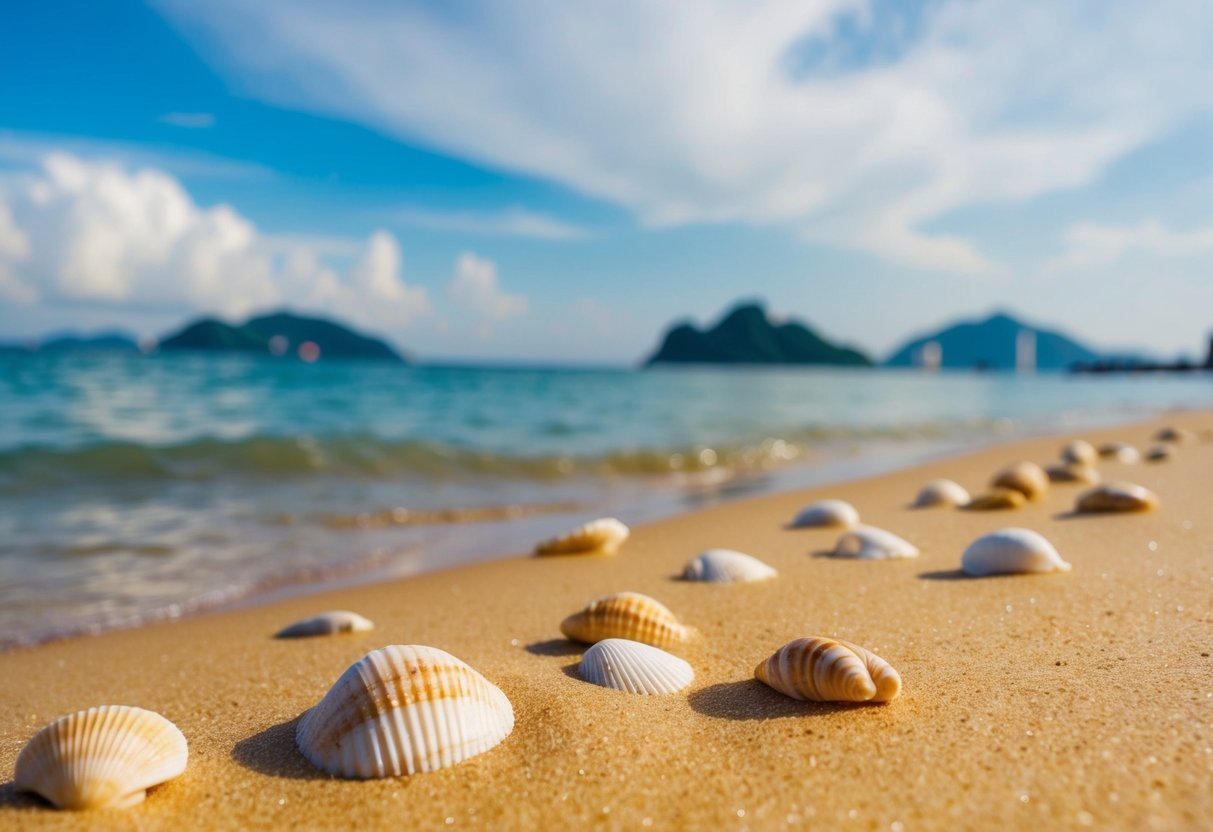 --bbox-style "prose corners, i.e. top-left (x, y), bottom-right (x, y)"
top-left (755, 637), bottom-right (901, 703)
top-left (912, 479), bottom-right (970, 508)
top-left (578, 638), bottom-right (694, 695)
top-left (275, 610), bottom-right (374, 639)
top-left (561, 591), bottom-right (690, 649)
top-left (14, 705), bottom-right (188, 810)
top-left (1097, 442), bottom-right (1140, 464)
top-left (1046, 464), bottom-right (1100, 485)
top-left (535, 517), bottom-right (630, 556)
top-left (1075, 482), bottom-right (1159, 514)
top-left (991, 462), bottom-right (1049, 502)
top-left (790, 499), bottom-right (859, 528)
top-left (681, 549), bottom-right (777, 583)
top-left (832, 526), bottom-right (919, 560)
top-left (961, 528), bottom-right (1071, 577)
top-left (295, 645), bottom-right (514, 778)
